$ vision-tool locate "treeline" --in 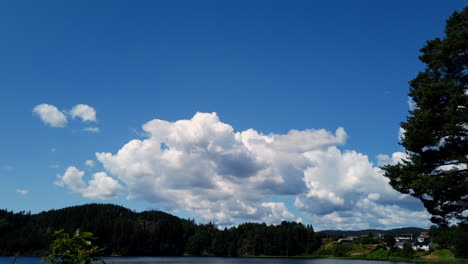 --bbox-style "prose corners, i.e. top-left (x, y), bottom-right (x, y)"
top-left (428, 224), bottom-right (468, 258)
top-left (320, 227), bottom-right (427, 237)
top-left (0, 203), bottom-right (321, 256)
